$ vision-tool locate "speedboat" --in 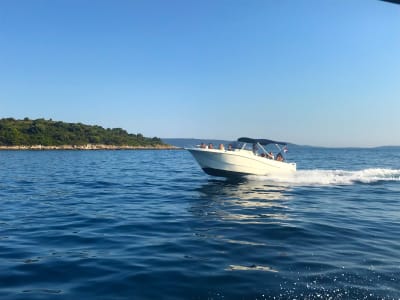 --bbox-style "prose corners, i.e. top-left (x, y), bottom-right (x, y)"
top-left (186, 137), bottom-right (296, 177)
